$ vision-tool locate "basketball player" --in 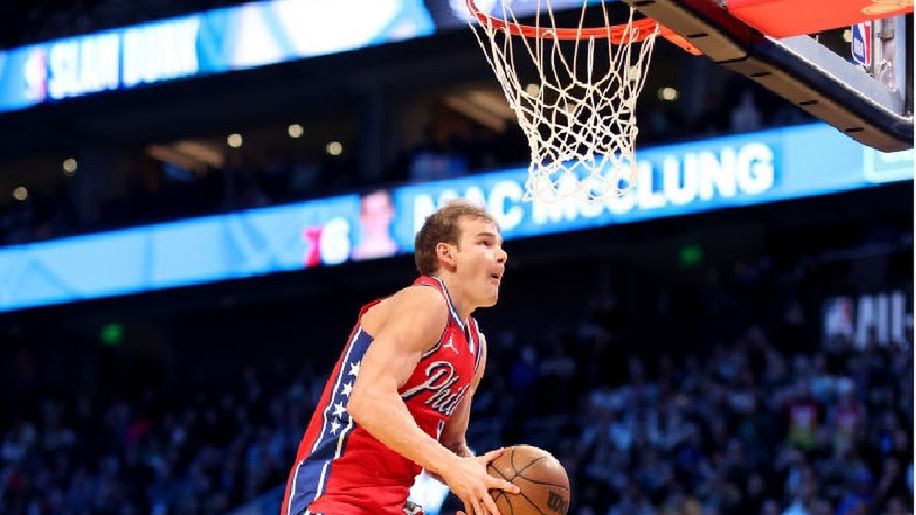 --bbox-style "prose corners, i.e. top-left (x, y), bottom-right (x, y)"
top-left (282, 200), bottom-right (519, 515)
